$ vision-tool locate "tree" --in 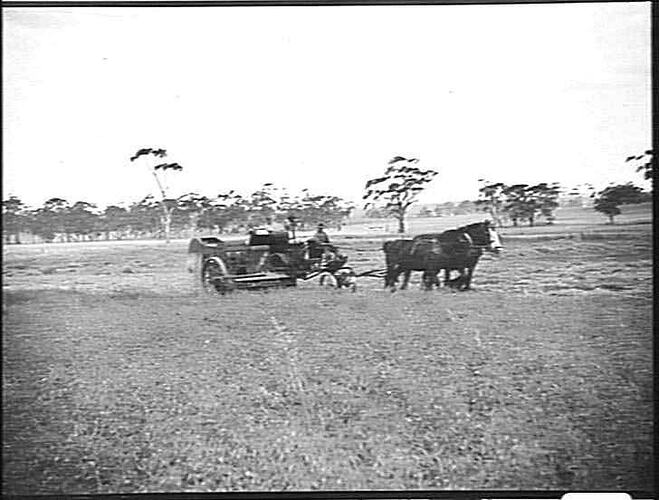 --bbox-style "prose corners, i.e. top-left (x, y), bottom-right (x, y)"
top-left (592, 183), bottom-right (646, 224)
top-left (363, 156), bottom-right (438, 233)
top-left (25, 198), bottom-right (69, 242)
top-left (28, 208), bottom-right (55, 242)
top-left (529, 182), bottom-right (561, 224)
top-left (276, 189), bottom-right (307, 228)
top-left (502, 184), bottom-right (535, 226)
top-left (247, 183), bottom-right (280, 227)
top-left (100, 205), bottom-right (129, 240)
top-left (130, 147), bottom-right (183, 243)
top-left (127, 195), bottom-right (161, 237)
top-left (2, 196), bottom-right (27, 243)
top-left (315, 194), bottom-right (354, 229)
top-left (43, 197), bottom-right (72, 241)
top-left (290, 190), bottom-right (354, 230)
top-left (501, 182), bottom-right (560, 226)
top-left (174, 193), bottom-right (212, 235)
top-left (475, 181), bottom-right (506, 227)
top-left (626, 150), bottom-right (654, 183)
top-left (197, 191), bottom-right (249, 234)
top-left (561, 184), bottom-right (593, 208)
top-left (68, 201), bottom-right (99, 240)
